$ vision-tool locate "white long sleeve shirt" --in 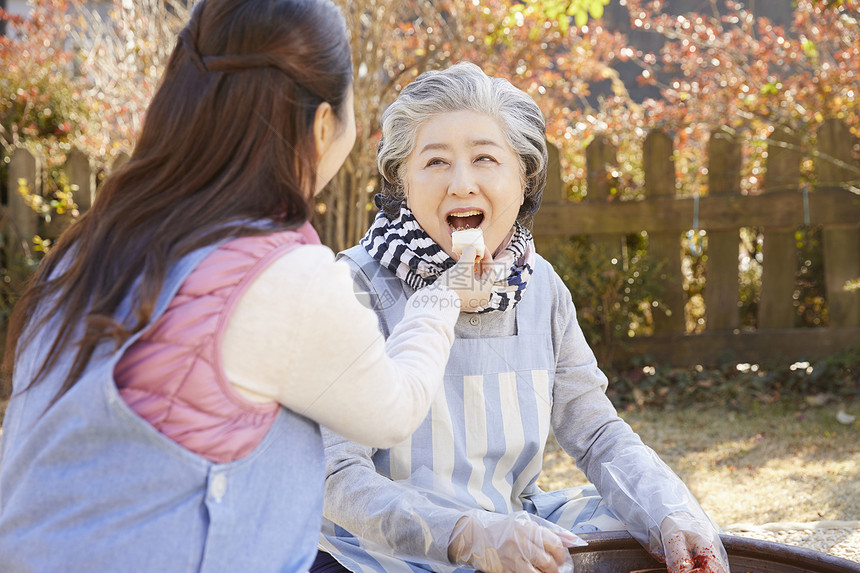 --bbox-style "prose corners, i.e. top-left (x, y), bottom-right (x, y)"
top-left (222, 243), bottom-right (460, 448)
